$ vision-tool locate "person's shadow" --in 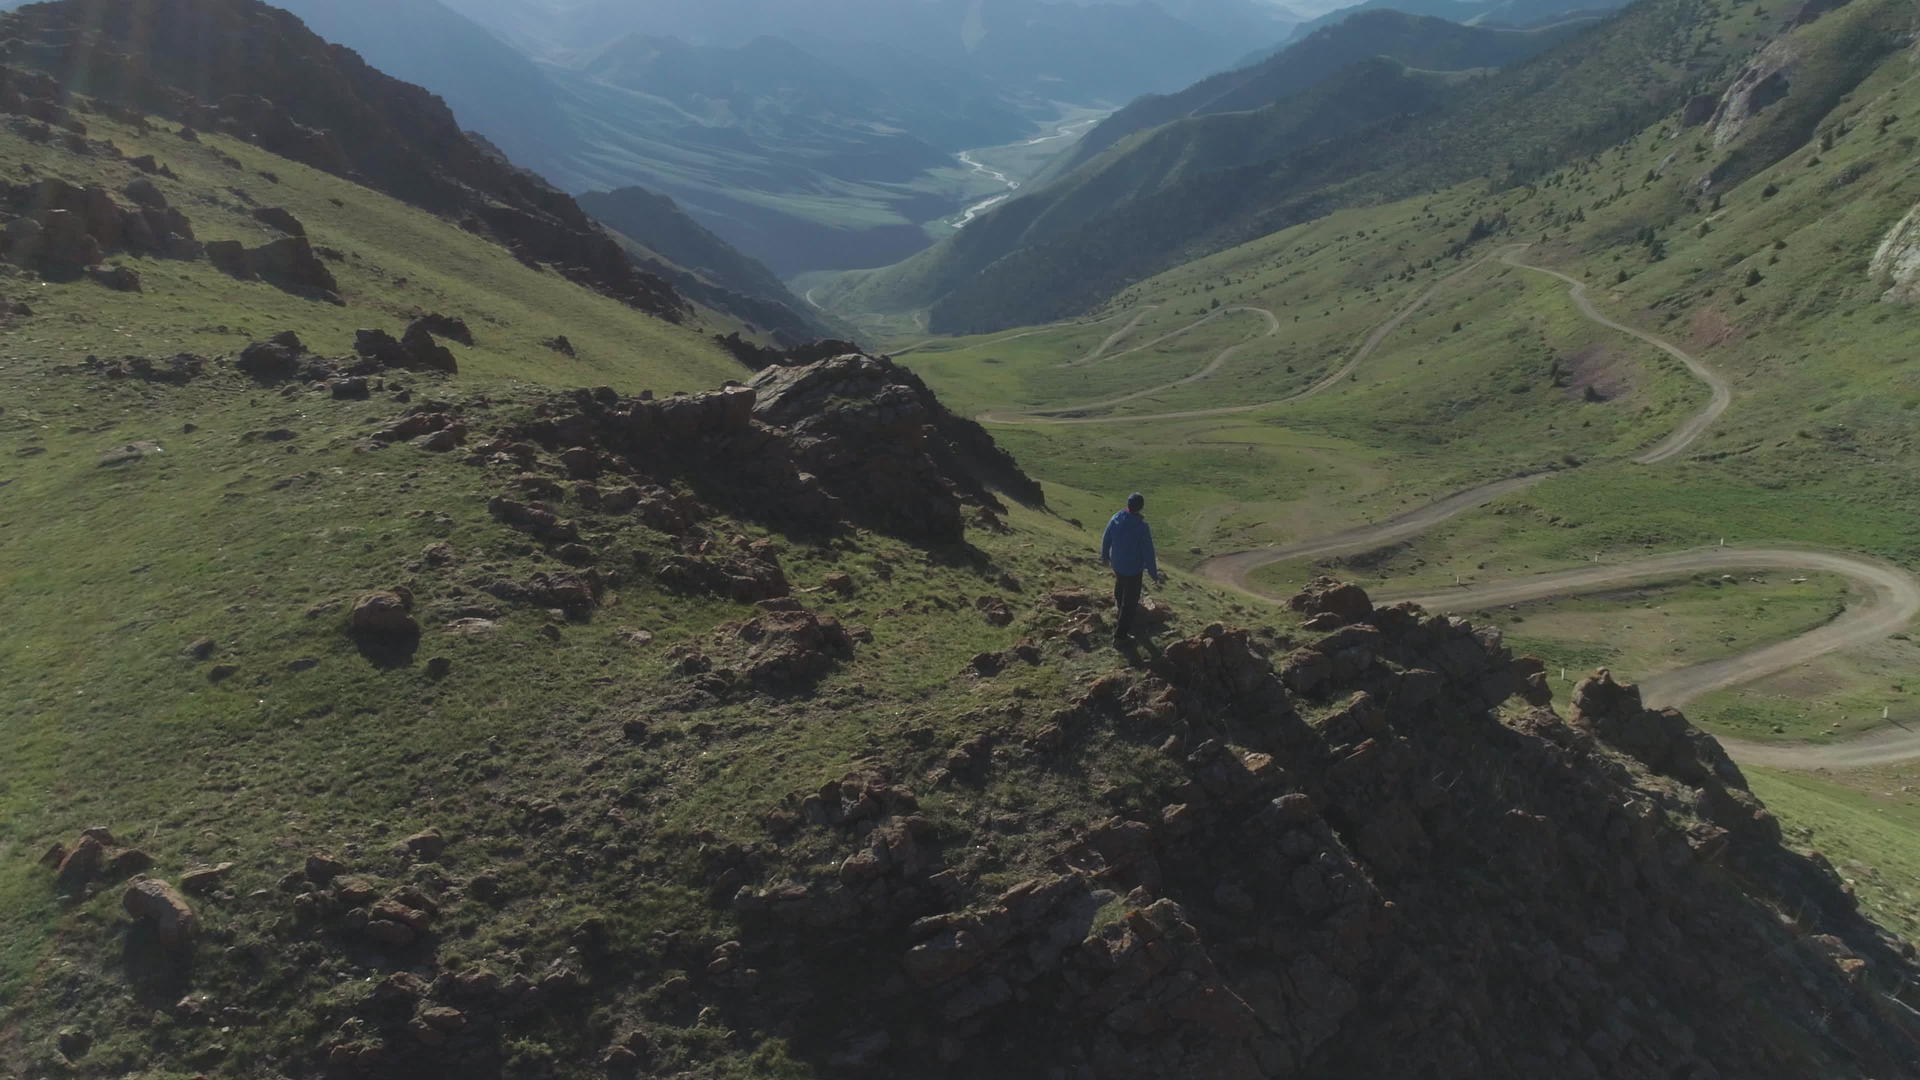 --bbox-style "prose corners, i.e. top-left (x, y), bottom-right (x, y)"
top-left (1116, 632), bottom-right (1164, 667)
